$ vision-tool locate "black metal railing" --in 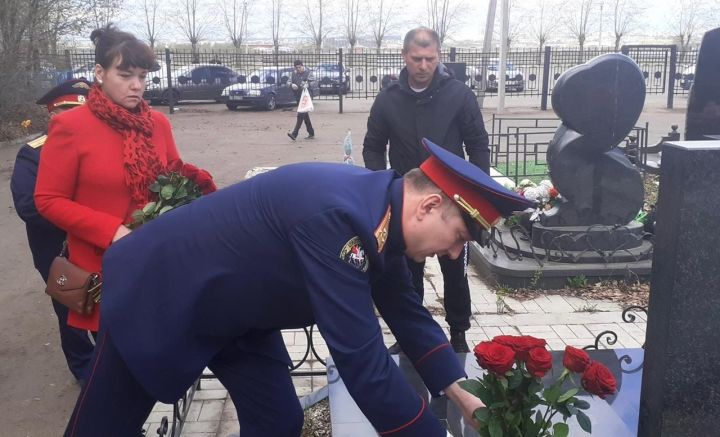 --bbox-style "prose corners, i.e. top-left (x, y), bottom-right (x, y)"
top-left (27, 45), bottom-right (698, 113)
